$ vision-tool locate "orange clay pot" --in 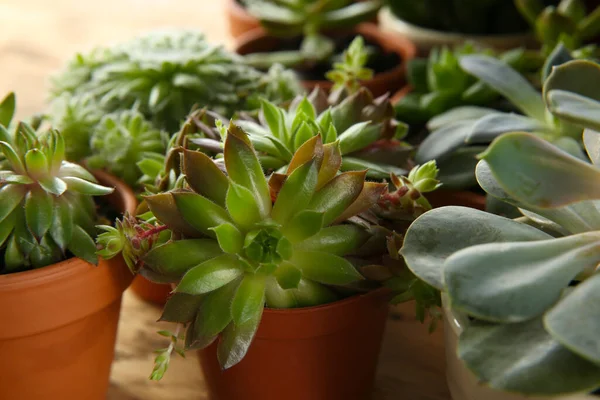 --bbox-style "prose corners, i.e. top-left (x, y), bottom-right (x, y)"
top-left (129, 275), bottom-right (172, 306)
top-left (198, 289), bottom-right (391, 400)
top-left (0, 171), bottom-right (136, 400)
top-left (235, 23), bottom-right (417, 98)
